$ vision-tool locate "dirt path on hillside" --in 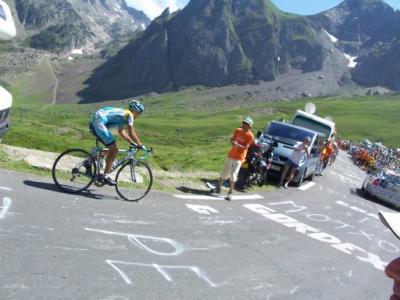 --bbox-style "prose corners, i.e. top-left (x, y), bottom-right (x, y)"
top-left (45, 56), bottom-right (59, 105)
